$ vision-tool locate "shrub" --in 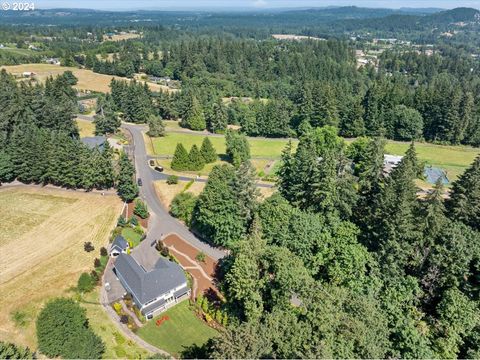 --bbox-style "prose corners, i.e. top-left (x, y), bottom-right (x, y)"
top-left (113, 302), bottom-right (122, 315)
top-left (184, 179), bottom-right (194, 191)
top-left (36, 298), bottom-right (105, 359)
top-left (129, 216), bottom-right (138, 226)
top-left (160, 247), bottom-right (169, 257)
top-left (90, 270), bottom-right (99, 283)
top-left (170, 192), bottom-right (197, 226)
top-left (221, 313), bottom-right (228, 326)
top-left (77, 272), bottom-right (95, 293)
top-left (133, 199), bottom-right (149, 219)
top-left (195, 252), bottom-right (206, 263)
top-left (201, 299), bottom-right (209, 314)
top-left (120, 315), bottom-right (129, 324)
top-left (155, 239), bottom-right (164, 252)
top-left (196, 295), bottom-right (205, 308)
top-left (10, 310), bottom-right (28, 328)
top-left (166, 175), bottom-right (179, 185)
top-left (204, 313), bottom-right (213, 323)
top-left (0, 341), bottom-right (34, 359)
top-left (83, 241), bottom-right (95, 252)
top-left (215, 310), bottom-right (222, 324)
top-left (117, 215), bottom-right (127, 227)
top-left (100, 246), bottom-right (108, 257)
top-left (134, 224), bottom-right (144, 235)
top-left (94, 258), bottom-right (101, 268)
